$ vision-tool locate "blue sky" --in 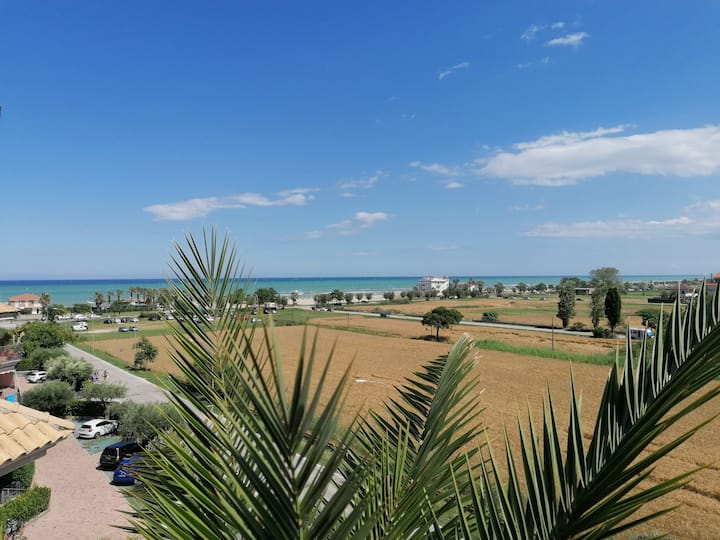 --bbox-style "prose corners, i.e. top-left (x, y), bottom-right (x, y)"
top-left (2, 1), bottom-right (720, 279)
